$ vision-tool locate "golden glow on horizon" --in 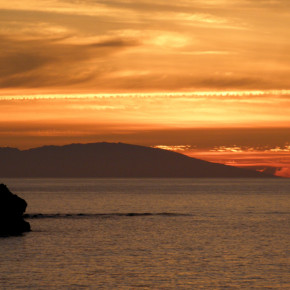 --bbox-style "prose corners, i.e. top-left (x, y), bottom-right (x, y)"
top-left (162, 145), bottom-right (290, 178)
top-left (1, 1), bottom-right (290, 177)
top-left (154, 145), bottom-right (192, 152)
top-left (1, 91), bottom-right (289, 130)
